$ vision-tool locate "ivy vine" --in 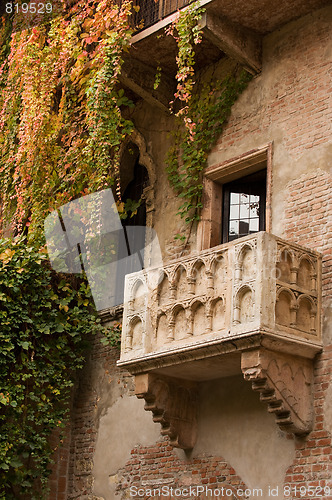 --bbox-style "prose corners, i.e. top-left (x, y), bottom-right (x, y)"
top-left (0, 0), bottom-right (135, 239)
top-left (166, 69), bottom-right (253, 229)
top-left (0, 237), bottom-right (110, 499)
top-left (166, 1), bottom-right (253, 231)
top-left (0, 2), bottom-right (133, 497)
